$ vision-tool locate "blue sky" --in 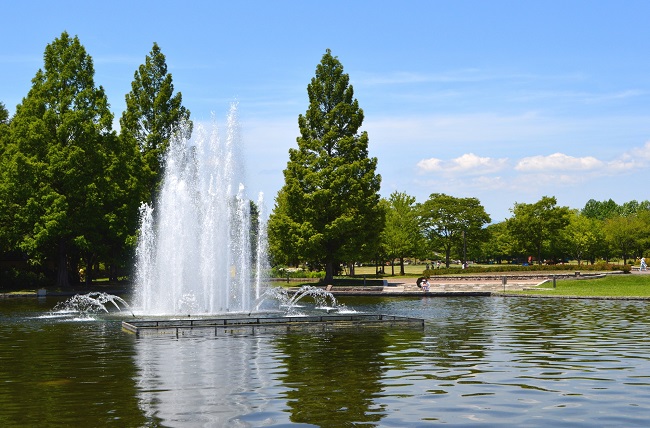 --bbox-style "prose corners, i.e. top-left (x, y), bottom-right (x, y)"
top-left (2, 1), bottom-right (650, 222)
